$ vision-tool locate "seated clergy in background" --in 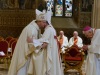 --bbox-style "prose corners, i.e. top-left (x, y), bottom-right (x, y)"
top-left (68, 31), bottom-right (83, 48)
top-left (58, 30), bottom-right (69, 53)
